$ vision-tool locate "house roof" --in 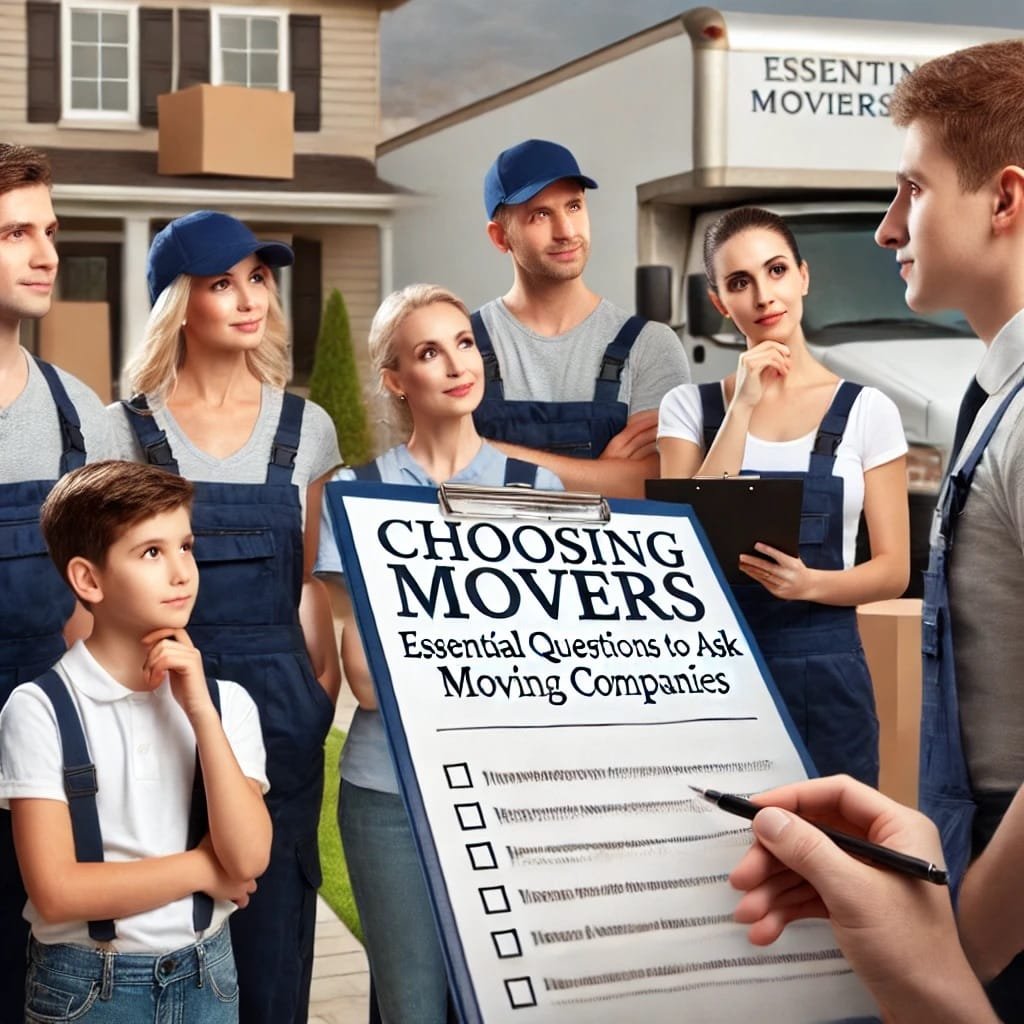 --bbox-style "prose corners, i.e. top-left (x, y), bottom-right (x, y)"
top-left (46, 147), bottom-right (406, 195)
